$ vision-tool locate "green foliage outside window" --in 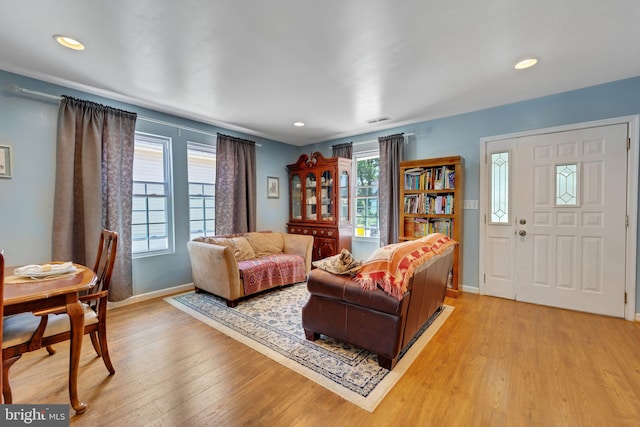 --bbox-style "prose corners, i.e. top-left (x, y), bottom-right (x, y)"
top-left (355, 157), bottom-right (379, 237)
